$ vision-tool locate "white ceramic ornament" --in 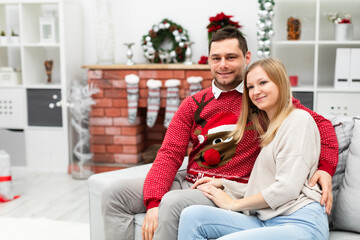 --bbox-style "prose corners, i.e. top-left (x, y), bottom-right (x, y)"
top-left (266, 29), bottom-right (274, 38)
top-left (264, 2), bottom-right (274, 11)
top-left (258, 22), bottom-right (266, 31)
top-left (265, 19), bottom-right (273, 28)
top-left (257, 49), bottom-right (264, 57)
top-left (258, 30), bottom-right (266, 38)
top-left (264, 39), bottom-right (271, 48)
top-left (263, 50), bottom-right (270, 58)
top-left (258, 40), bottom-right (265, 48)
